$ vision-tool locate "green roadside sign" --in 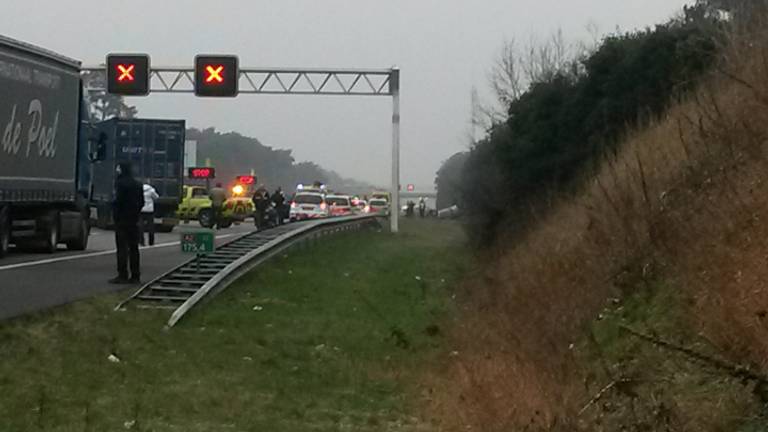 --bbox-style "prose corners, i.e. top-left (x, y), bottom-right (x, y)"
top-left (180, 229), bottom-right (215, 254)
